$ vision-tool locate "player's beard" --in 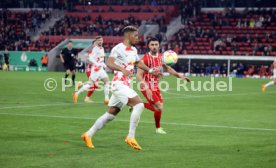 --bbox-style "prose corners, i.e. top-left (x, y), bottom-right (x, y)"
top-left (97, 43), bottom-right (102, 47)
top-left (150, 50), bottom-right (157, 55)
